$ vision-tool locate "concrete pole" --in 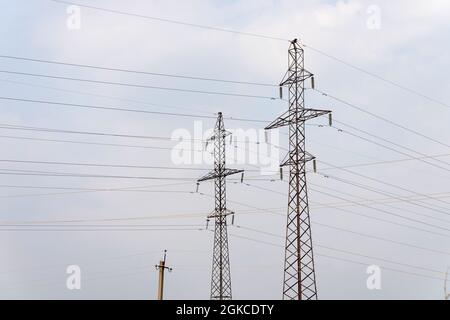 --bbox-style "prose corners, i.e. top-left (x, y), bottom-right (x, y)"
top-left (157, 260), bottom-right (165, 300)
